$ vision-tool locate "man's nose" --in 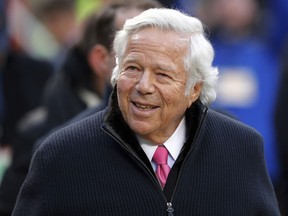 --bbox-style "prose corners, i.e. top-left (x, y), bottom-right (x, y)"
top-left (135, 70), bottom-right (155, 94)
